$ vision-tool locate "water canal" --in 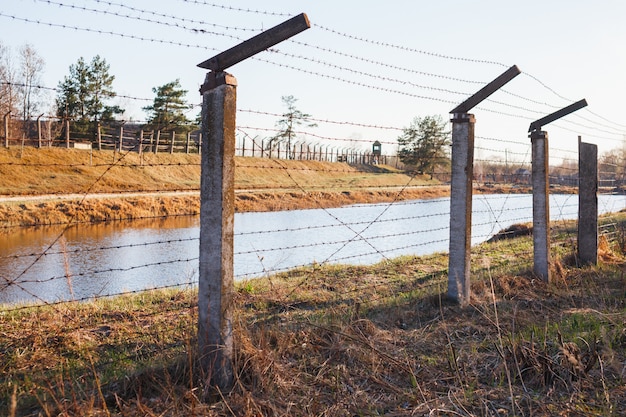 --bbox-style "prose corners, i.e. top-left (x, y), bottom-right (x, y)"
top-left (1, 193), bottom-right (624, 304)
